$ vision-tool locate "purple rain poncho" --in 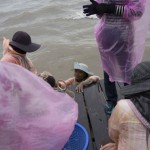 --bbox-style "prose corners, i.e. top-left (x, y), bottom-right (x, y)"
top-left (95, 0), bottom-right (150, 83)
top-left (0, 62), bottom-right (78, 150)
